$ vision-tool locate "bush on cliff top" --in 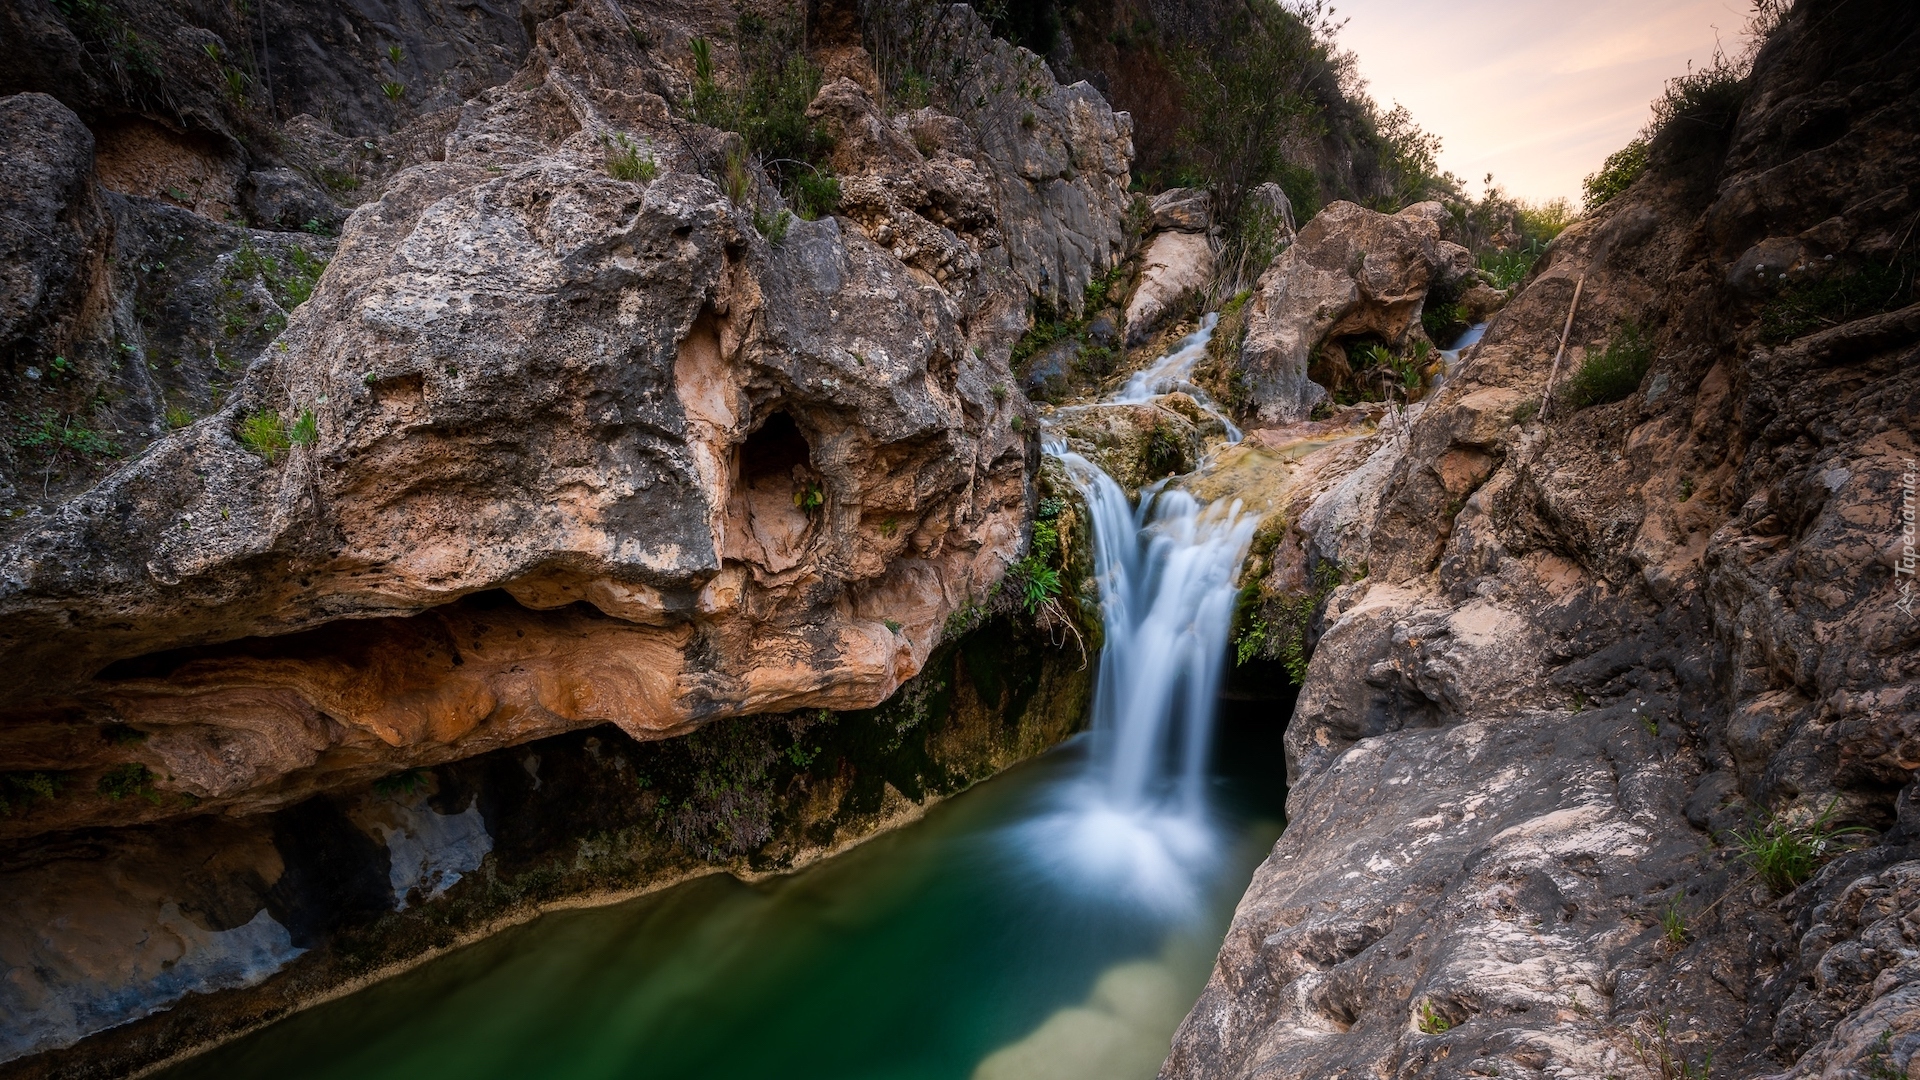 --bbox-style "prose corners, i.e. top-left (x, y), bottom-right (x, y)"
top-left (685, 7), bottom-right (839, 221)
